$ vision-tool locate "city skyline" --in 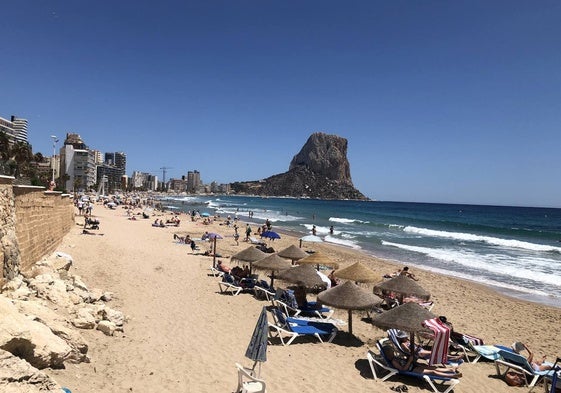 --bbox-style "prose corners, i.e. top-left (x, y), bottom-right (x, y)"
top-left (2, 2), bottom-right (561, 207)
